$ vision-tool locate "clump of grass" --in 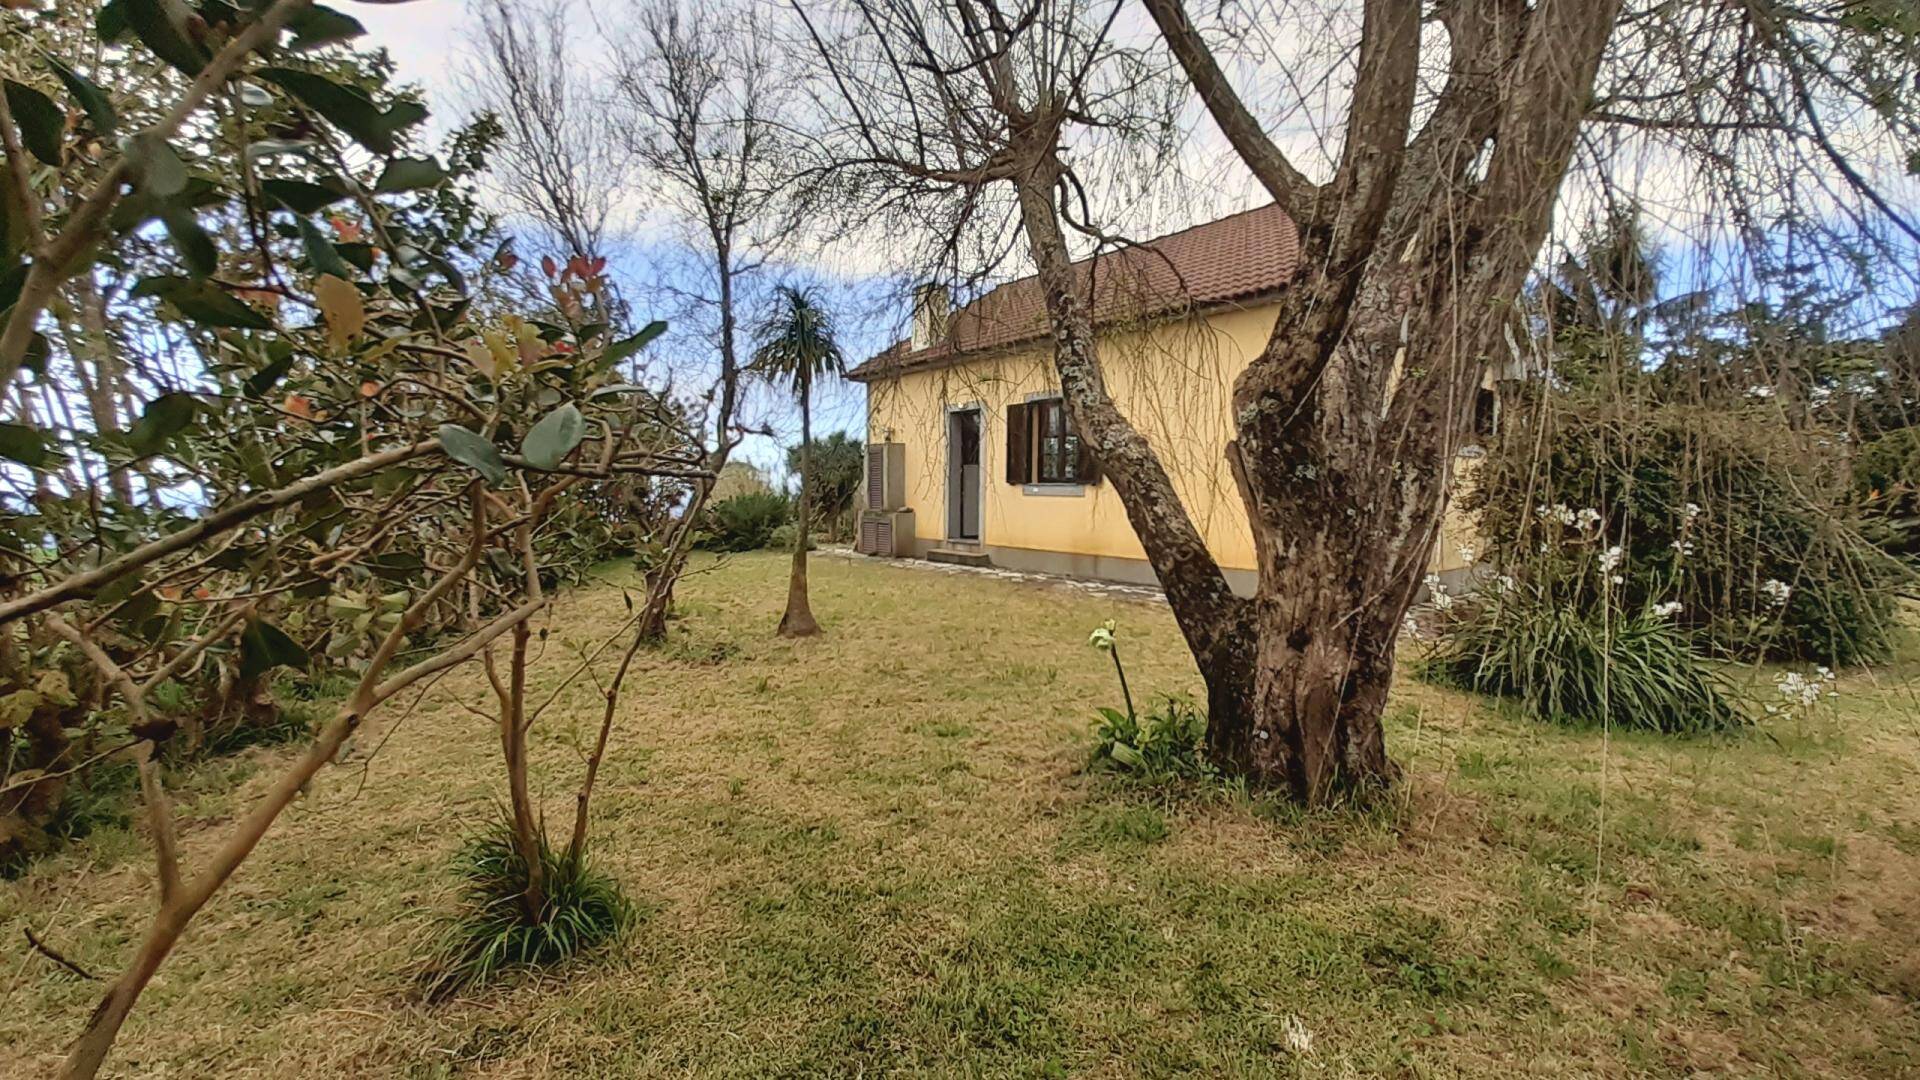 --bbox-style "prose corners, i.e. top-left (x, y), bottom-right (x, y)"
top-left (1421, 583), bottom-right (1744, 734)
top-left (427, 815), bottom-right (636, 996)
